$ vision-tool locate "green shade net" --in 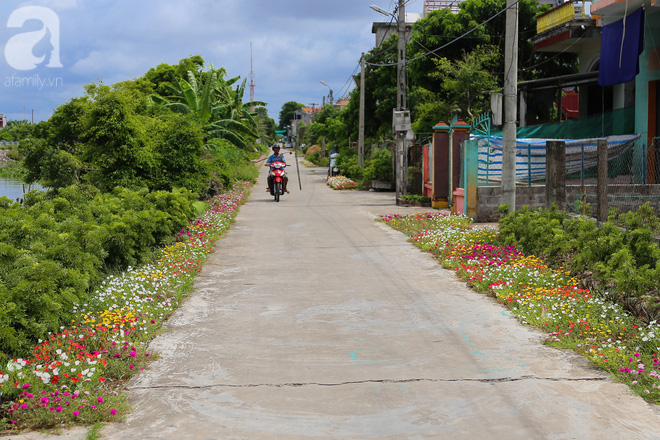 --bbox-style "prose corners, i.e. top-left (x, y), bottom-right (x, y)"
top-left (491, 107), bottom-right (635, 139)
